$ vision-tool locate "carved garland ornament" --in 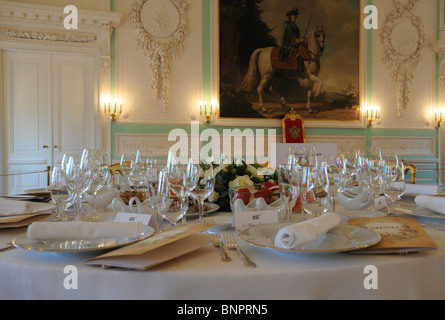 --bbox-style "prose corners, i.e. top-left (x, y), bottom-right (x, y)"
top-left (130, 0), bottom-right (188, 113)
top-left (381, 0), bottom-right (425, 118)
